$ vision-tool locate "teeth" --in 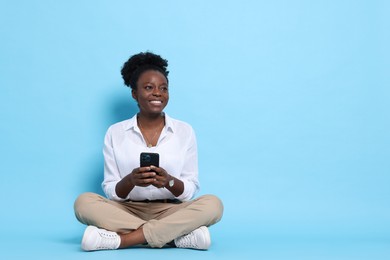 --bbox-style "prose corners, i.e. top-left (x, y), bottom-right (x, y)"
top-left (150, 101), bottom-right (162, 104)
